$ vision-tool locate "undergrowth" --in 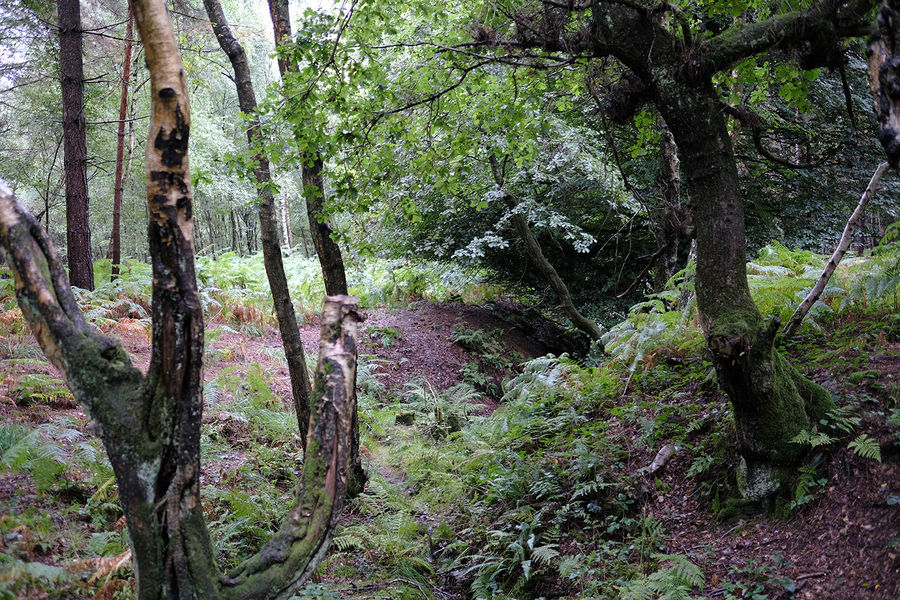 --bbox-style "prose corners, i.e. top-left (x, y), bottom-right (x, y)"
top-left (1, 239), bottom-right (899, 599)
